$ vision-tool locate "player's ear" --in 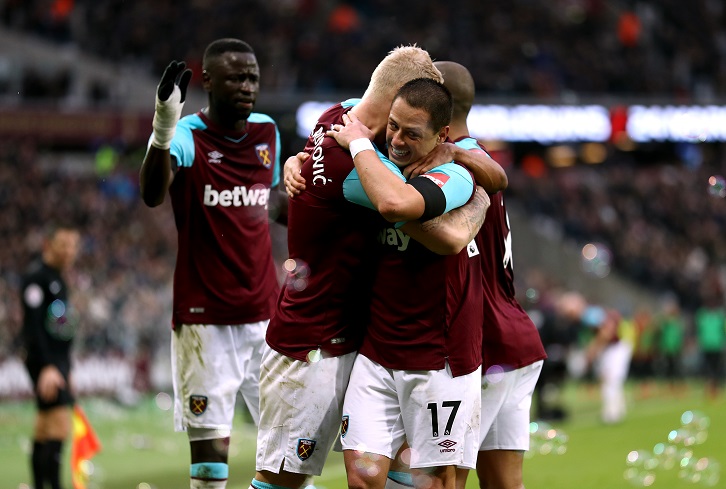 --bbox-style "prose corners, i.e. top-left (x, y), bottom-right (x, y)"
top-left (438, 126), bottom-right (449, 144)
top-left (201, 69), bottom-right (212, 92)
